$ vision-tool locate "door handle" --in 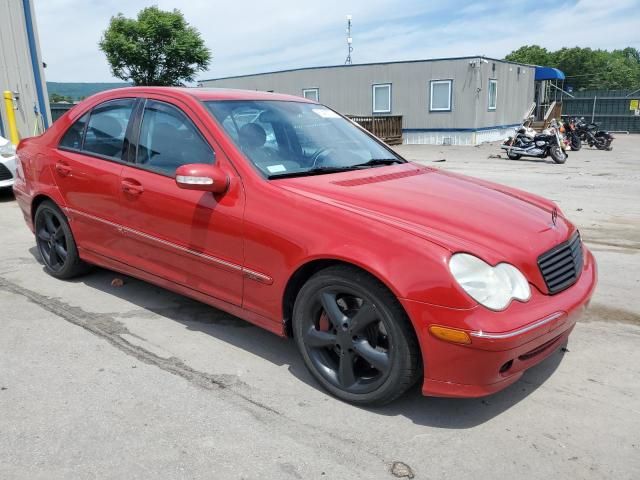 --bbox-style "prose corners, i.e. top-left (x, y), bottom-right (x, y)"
top-left (121, 179), bottom-right (144, 195)
top-left (55, 162), bottom-right (72, 176)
